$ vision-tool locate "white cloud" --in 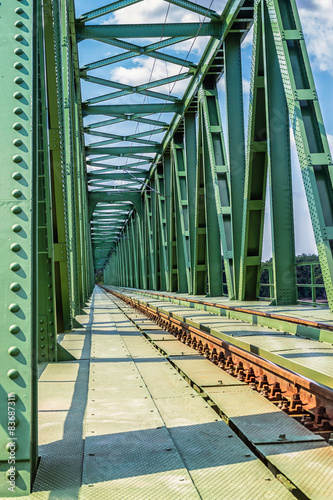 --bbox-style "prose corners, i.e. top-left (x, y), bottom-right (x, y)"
top-left (109, 57), bottom-right (190, 95)
top-left (297, 0), bottom-right (333, 75)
